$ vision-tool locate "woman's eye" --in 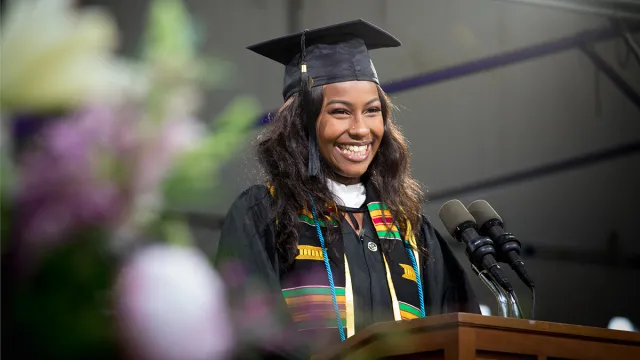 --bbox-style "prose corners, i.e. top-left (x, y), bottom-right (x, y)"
top-left (330, 109), bottom-right (349, 115)
top-left (366, 107), bottom-right (381, 114)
